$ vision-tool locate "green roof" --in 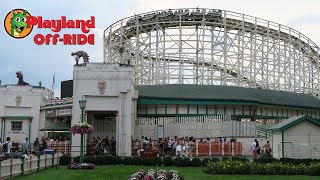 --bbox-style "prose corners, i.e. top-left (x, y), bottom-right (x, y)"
top-left (136, 84), bottom-right (320, 109)
top-left (268, 115), bottom-right (320, 131)
top-left (39, 121), bottom-right (70, 132)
